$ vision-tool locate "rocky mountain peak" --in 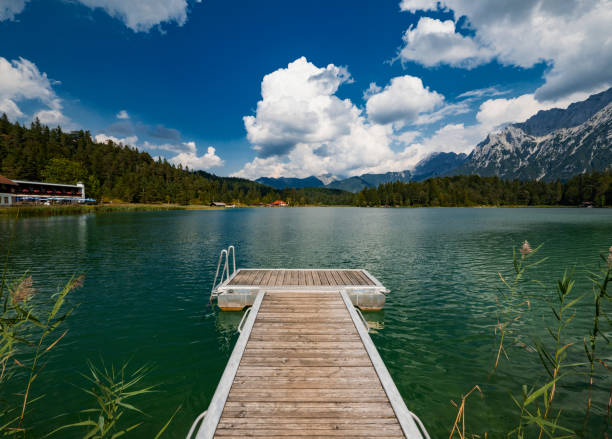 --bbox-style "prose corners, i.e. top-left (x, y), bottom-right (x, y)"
top-left (454, 89), bottom-right (612, 181)
top-left (512, 87), bottom-right (612, 136)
